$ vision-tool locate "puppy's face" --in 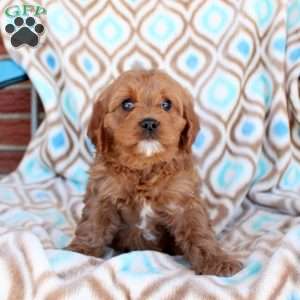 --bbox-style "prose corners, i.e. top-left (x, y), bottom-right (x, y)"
top-left (88, 70), bottom-right (199, 167)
